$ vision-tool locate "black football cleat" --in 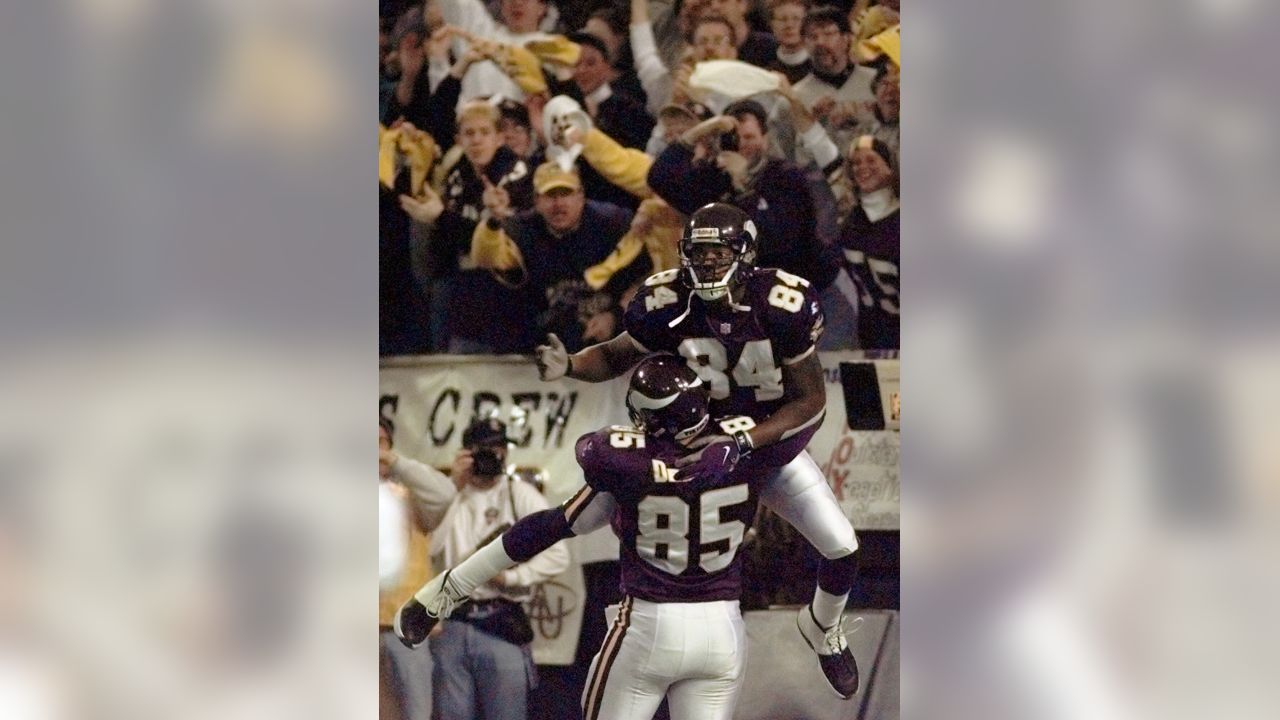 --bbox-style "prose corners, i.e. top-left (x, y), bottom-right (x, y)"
top-left (796, 603), bottom-right (861, 699)
top-left (393, 597), bottom-right (435, 649)
top-left (394, 569), bottom-right (468, 649)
